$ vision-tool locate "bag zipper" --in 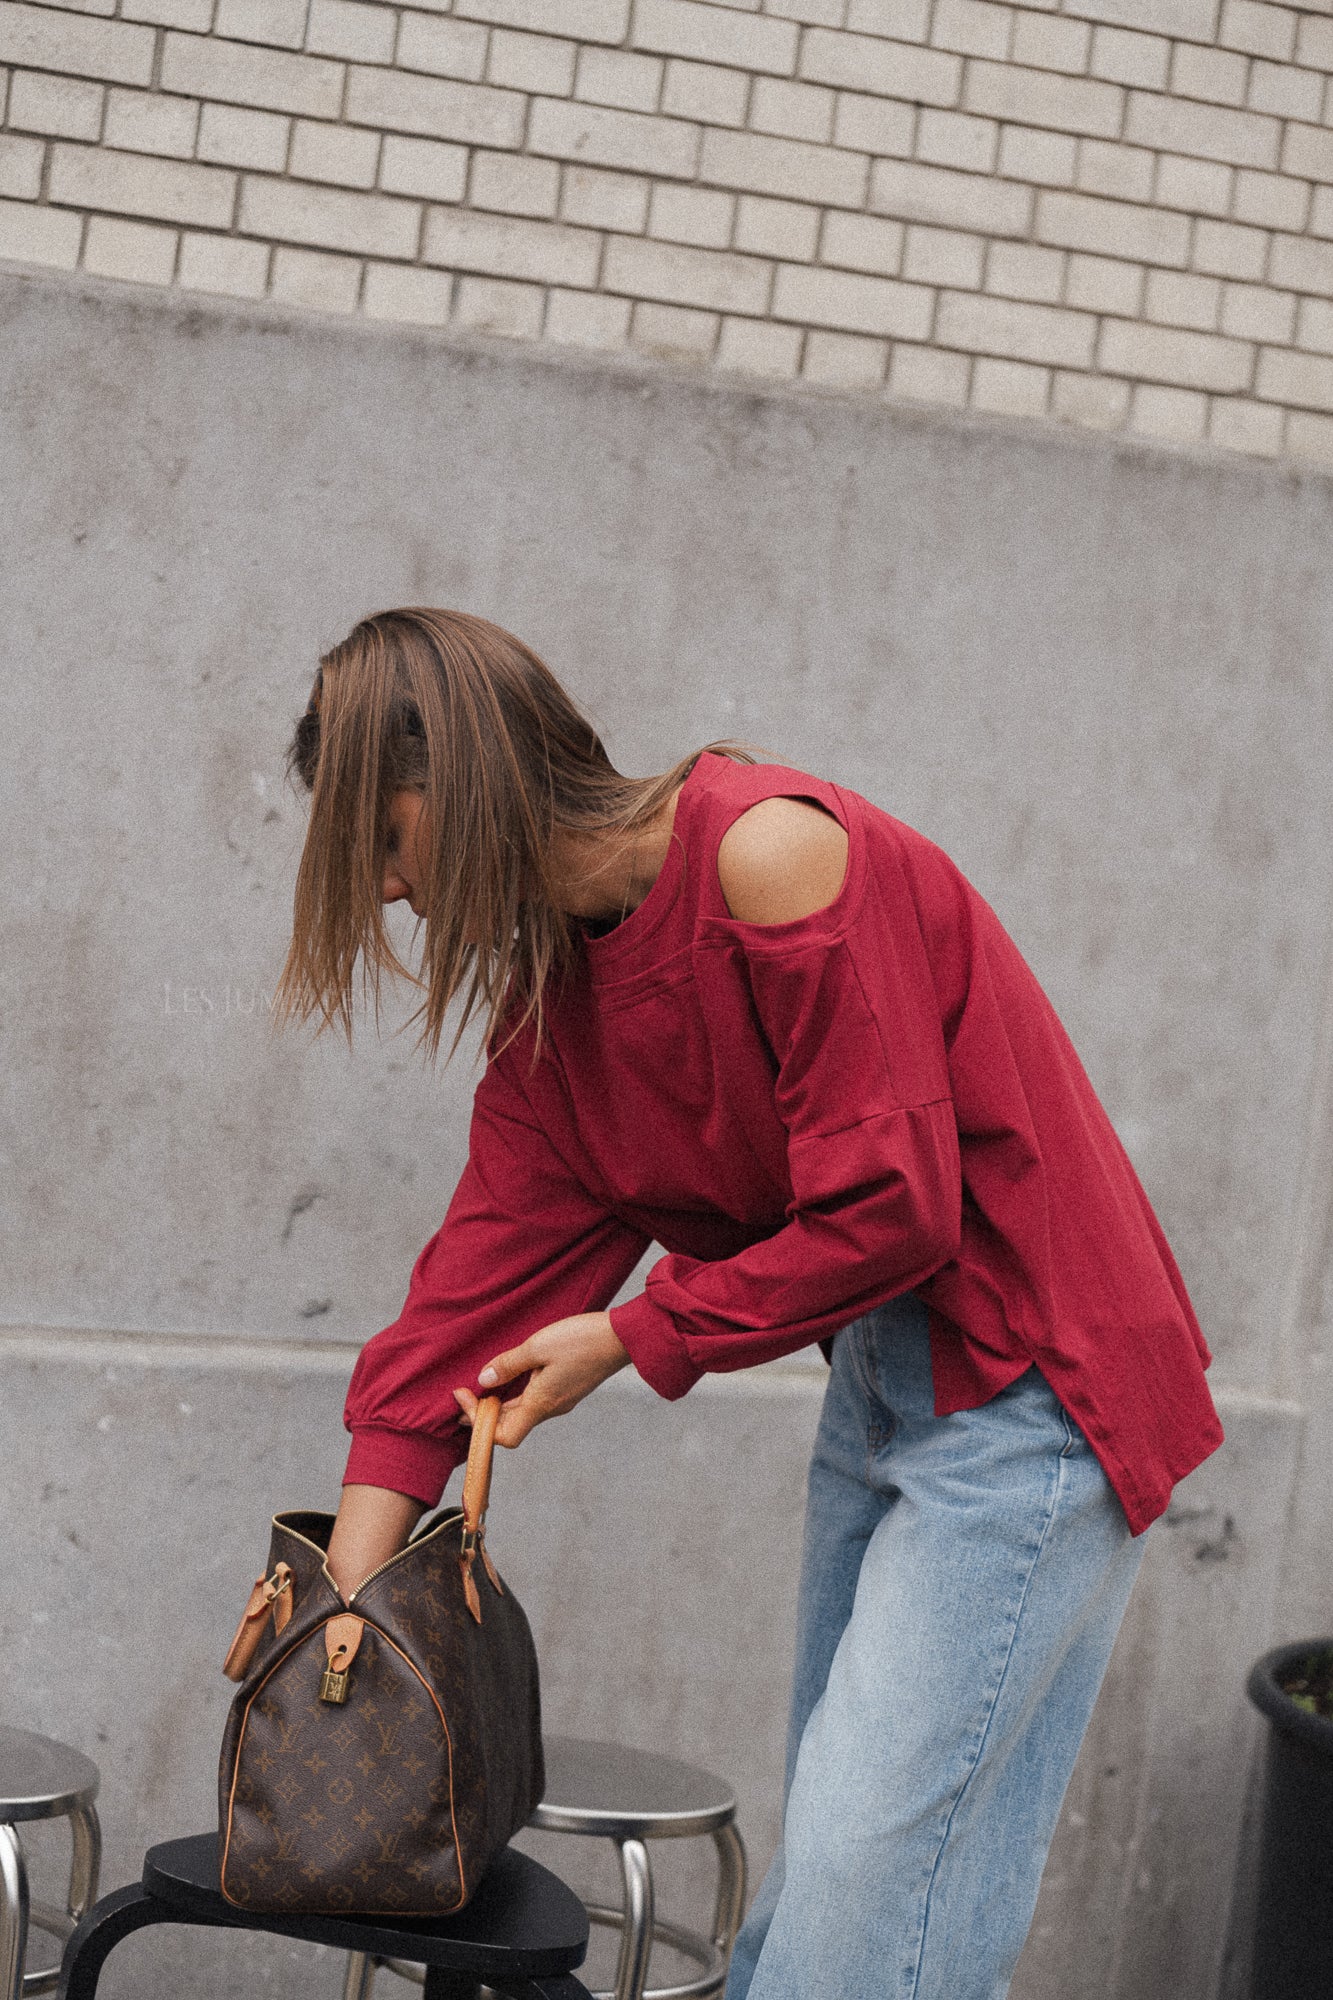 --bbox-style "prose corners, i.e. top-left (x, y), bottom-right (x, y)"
top-left (347, 1510), bottom-right (463, 1605)
top-left (270, 1508), bottom-right (462, 1606)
